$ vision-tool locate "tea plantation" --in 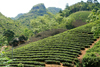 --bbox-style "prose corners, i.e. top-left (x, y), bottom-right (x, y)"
top-left (1, 21), bottom-right (99, 67)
